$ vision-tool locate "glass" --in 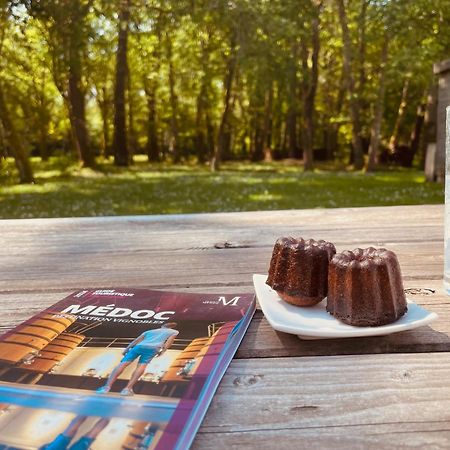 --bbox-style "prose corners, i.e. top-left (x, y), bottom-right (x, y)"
top-left (444, 106), bottom-right (450, 293)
